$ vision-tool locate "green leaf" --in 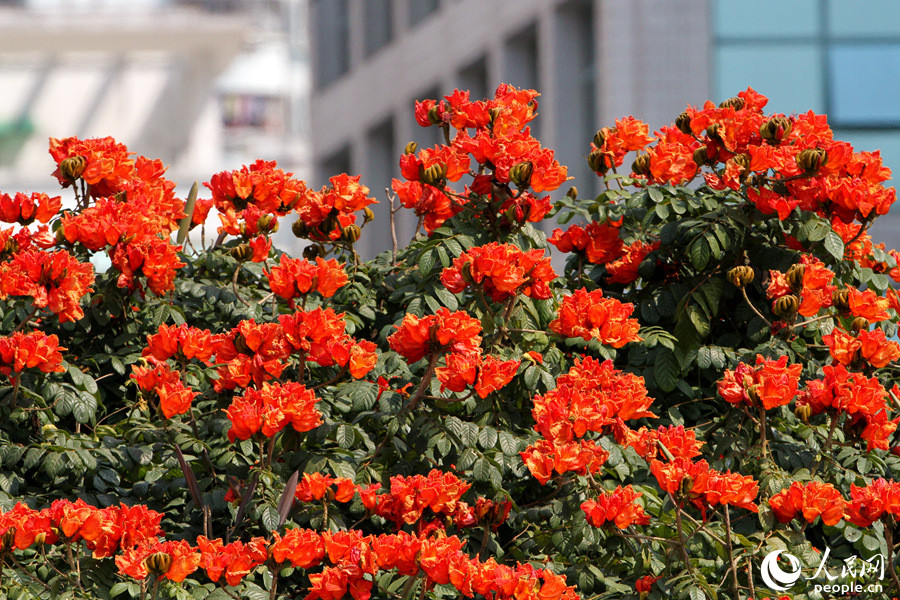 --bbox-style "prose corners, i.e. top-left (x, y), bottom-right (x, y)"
top-left (336, 424), bottom-right (355, 449)
top-left (823, 230), bottom-right (845, 261)
top-left (689, 237), bottom-right (711, 270)
top-left (478, 426), bottom-right (498, 450)
top-left (498, 432), bottom-right (519, 456)
top-left (418, 249), bottom-right (435, 274)
top-left (654, 348), bottom-right (680, 393)
top-left (73, 393), bottom-right (98, 424)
